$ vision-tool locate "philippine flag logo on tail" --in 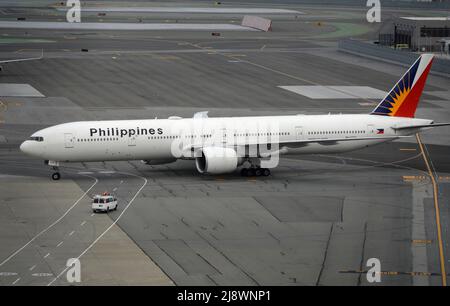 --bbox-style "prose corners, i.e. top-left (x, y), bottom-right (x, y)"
top-left (371, 54), bottom-right (434, 118)
top-left (377, 128), bottom-right (384, 134)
